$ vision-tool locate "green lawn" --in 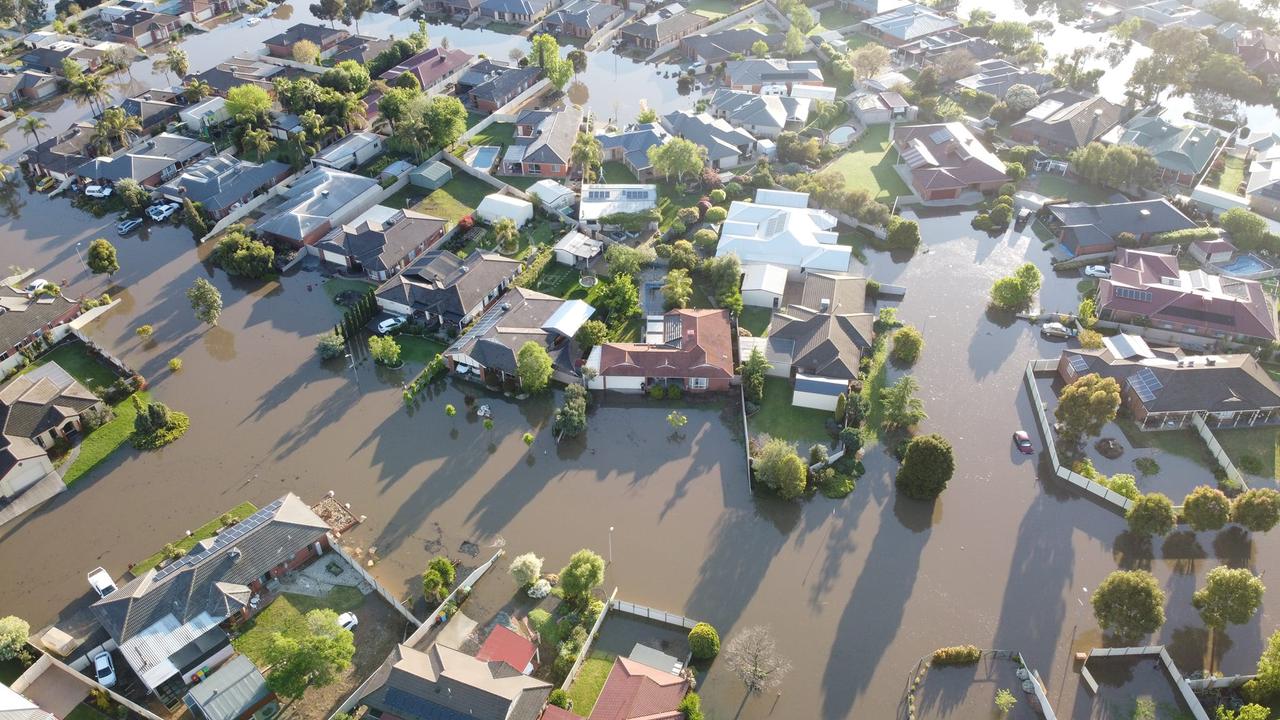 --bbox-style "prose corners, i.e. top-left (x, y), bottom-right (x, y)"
top-left (65, 706), bottom-right (110, 720)
top-left (740, 306), bottom-right (772, 336)
top-left (28, 342), bottom-right (122, 391)
top-left (322, 278), bottom-right (376, 305)
top-left (685, 0), bottom-right (737, 18)
top-left (466, 111), bottom-right (486, 129)
top-left (603, 161), bottom-right (638, 184)
top-left (532, 263), bottom-right (586, 299)
top-left (826, 126), bottom-right (911, 202)
top-left (815, 5), bottom-right (862, 30)
top-left (611, 316), bottom-right (643, 342)
top-left (61, 390), bottom-right (150, 487)
top-left (656, 182), bottom-right (702, 231)
top-left (470, 122), bottom-right (516, 149)
top-left (395, 335), bottom-right (446, 367)
top-left (1033, 175), bottom-right (1113, 204)
top-left (1214, 155), bottom-right (1247, 196)
top-left (748, 376), bottom-right (832, 447)
top-left (232, 587), bottom-right (366, 665)
top-left (1215, 427), bottom-right (1280, 482)
top-left (411, 175), bottom-right (495, 223)
top-left (133, 501), bottom-right (258, 573)
top-left (859, 336), bottom-right (889, 444)
top-left (568, 652), bottom-right (617, 717)
top-left (500, 175), bottom-right (540, 191)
